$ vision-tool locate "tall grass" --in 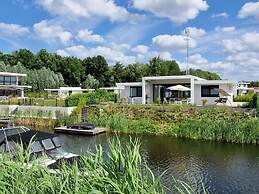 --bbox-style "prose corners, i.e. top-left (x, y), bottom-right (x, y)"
top-left (88, 105), bottom-right (259, 144)
top-left (0, 139), bottom-right (203, 194)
